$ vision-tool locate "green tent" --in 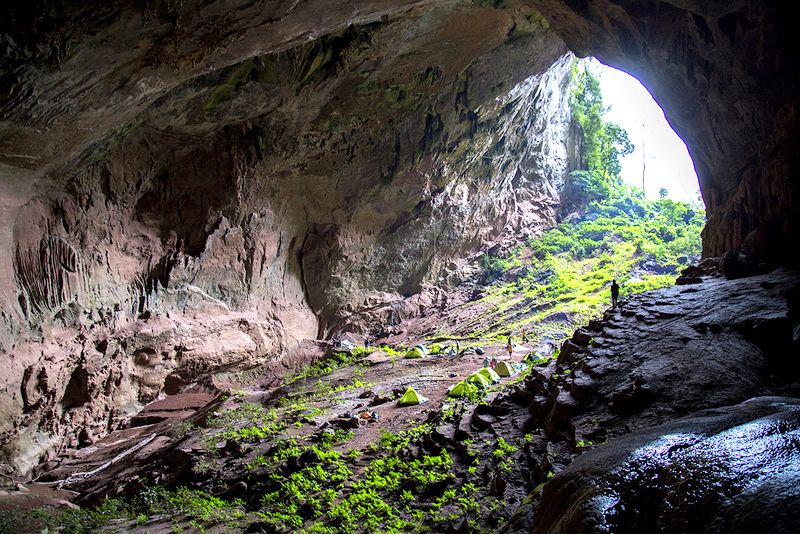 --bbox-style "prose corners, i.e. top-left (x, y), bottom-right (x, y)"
top-left (448, 380), bottom-right (477, 398)
top-left (476, 367), bottom-right (501, 384)
top-left (466, 371), bottom-right (491, 389)
top-left (405, 344), bottom-right (429, 359)
top-left (494, 361), bottom-right (522, 377)
top-left (397, 387), bottom-right (429, 406)
top-left (523, 352), bottom-right (549, 365)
